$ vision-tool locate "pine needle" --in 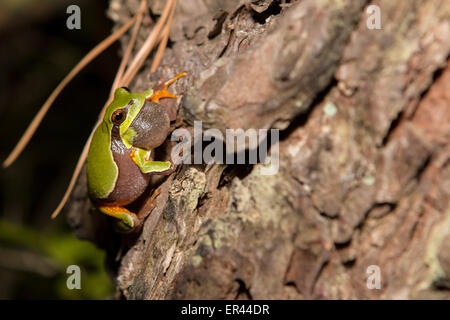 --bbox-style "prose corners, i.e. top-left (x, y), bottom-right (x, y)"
top-left (151, 0), bottom-right (176, 72)
top-left (122, 0), bottom-right (176, 85)
top-left (113, 0), bottom-right (146, 95)
top-left (2, 15), bottom-right (139, 169)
